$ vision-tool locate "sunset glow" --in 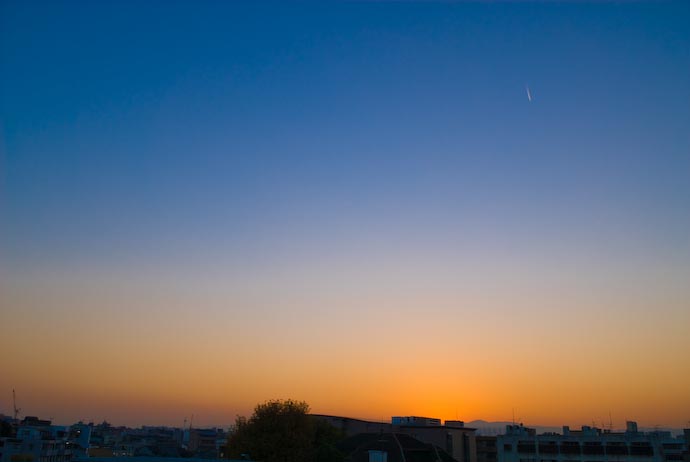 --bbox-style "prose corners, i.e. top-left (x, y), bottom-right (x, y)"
top-left (1, 1), bottom-right (689, 429)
